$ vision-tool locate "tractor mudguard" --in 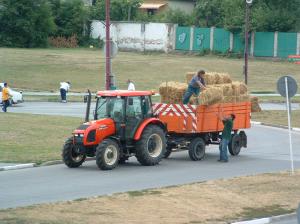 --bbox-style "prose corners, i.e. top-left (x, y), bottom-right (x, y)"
top-left (134, 118), bottom-right (165, 141)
